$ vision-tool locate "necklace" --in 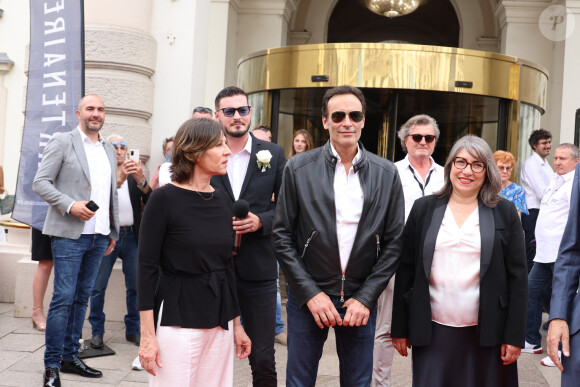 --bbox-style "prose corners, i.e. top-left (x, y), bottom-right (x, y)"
top-left (195, 190), bottom-right (214, 200)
